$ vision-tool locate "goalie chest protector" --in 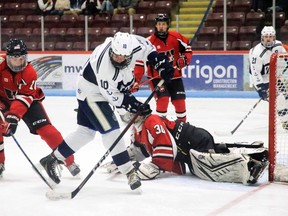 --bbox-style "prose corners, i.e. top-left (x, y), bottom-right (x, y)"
top-left (167, 120), bottom-right (215, 153)
top-left (168, 120), bottom-right (194, 151)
